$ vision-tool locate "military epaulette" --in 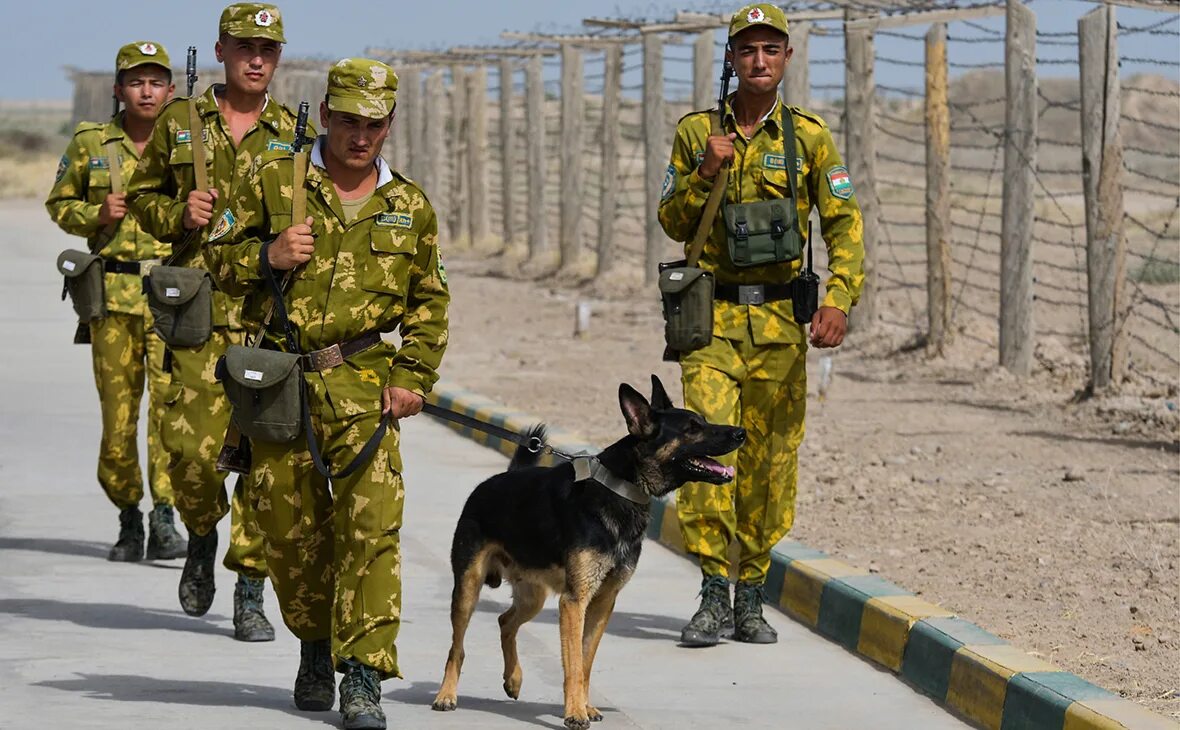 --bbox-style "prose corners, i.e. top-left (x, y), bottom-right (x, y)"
top-left (787, 105), bottom-right (828, 129)
top-left (677, 107), bottom-right (716, 126)
top-left (72, 121), bottom-right (105, 137)
top-left (389, 169), bottom-right (429, 201)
